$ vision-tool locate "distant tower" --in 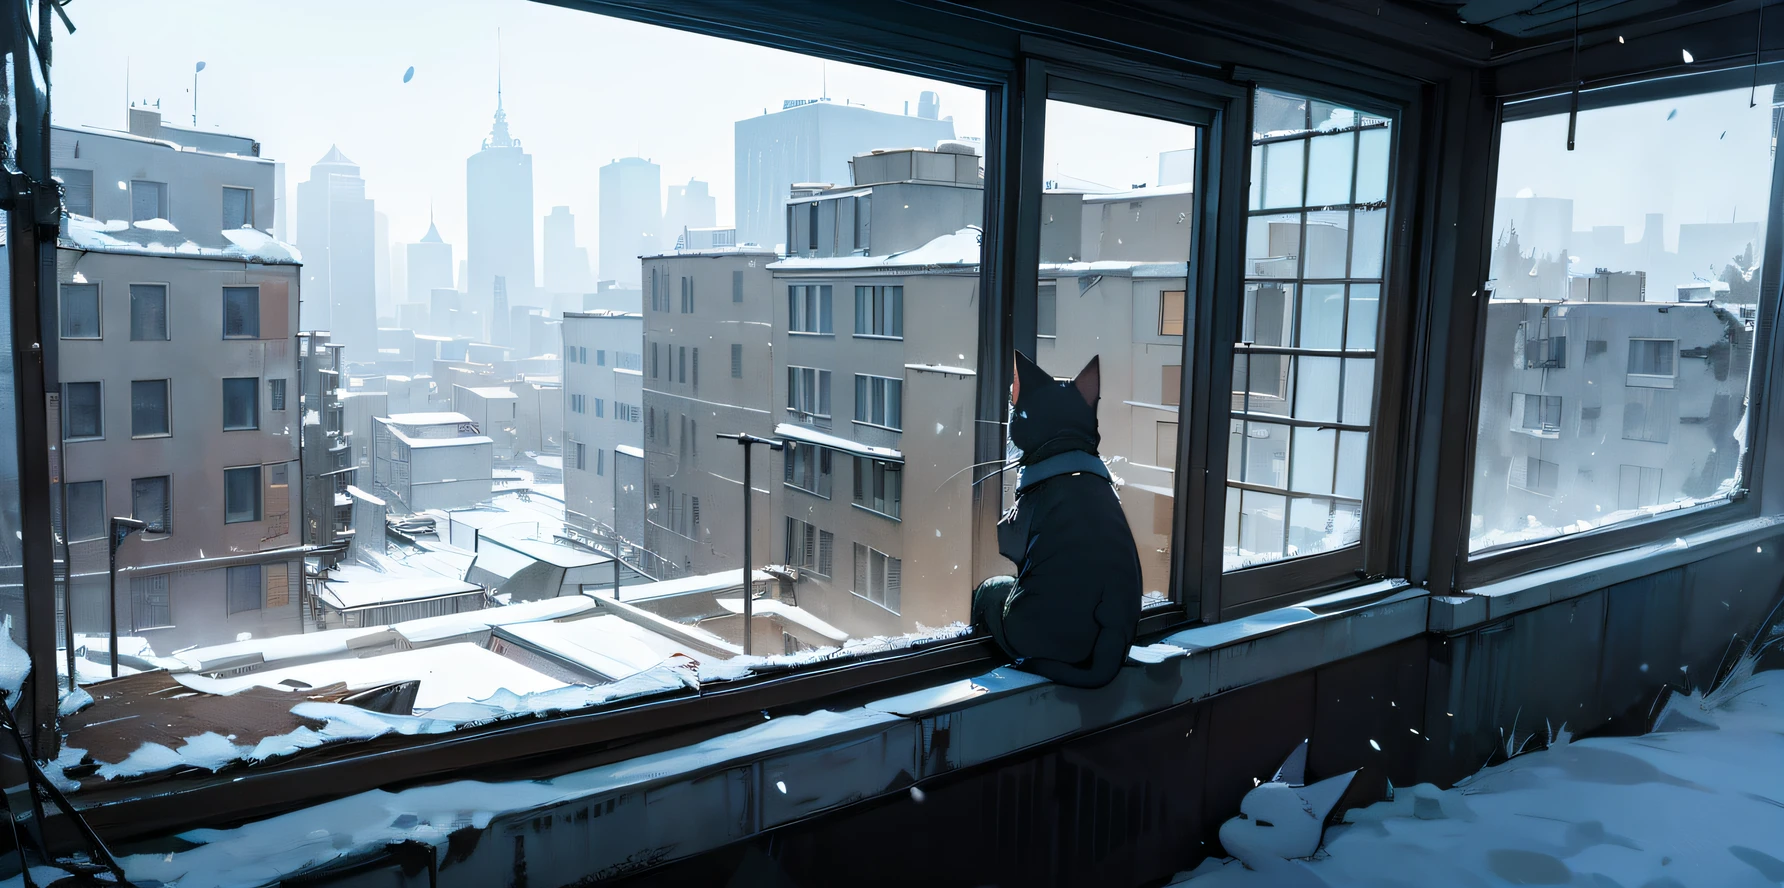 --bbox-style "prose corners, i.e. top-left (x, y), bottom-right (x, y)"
top-left (467, 64), bottom-right (535, 339)
top-left (662, 179), bottom-right (718, 250)
top-left (492, 276), bottom-right (510, 346)
top-left (296, 145), bottom-right (377, 361)
top-left (917, 90), bottom-right (940, 120)
top-left (406, 208), bottom-right (454, 306)
top-left (598, 158), bottom-right (662, 287)
top-left (543, 206), bottom-right (591, 295)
